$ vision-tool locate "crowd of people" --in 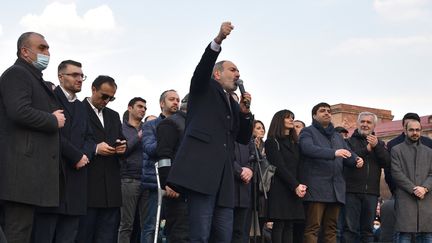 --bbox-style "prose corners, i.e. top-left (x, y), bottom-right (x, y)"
top-left (1, 22), bottom-right (432, 243)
